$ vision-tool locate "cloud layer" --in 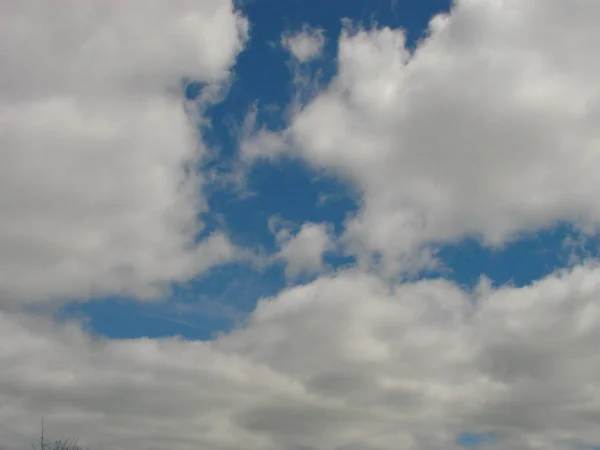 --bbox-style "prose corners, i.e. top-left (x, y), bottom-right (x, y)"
top-left (3, 265), bottom-right (600, 449)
